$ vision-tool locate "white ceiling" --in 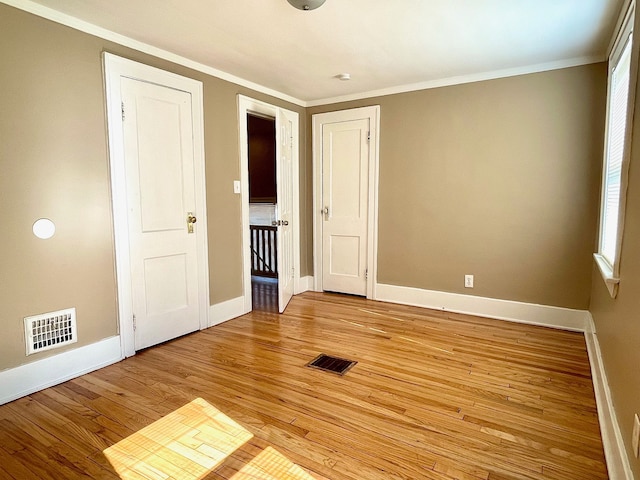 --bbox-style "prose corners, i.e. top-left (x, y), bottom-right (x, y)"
top-left (13, 0), bottom-right (625, 105)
